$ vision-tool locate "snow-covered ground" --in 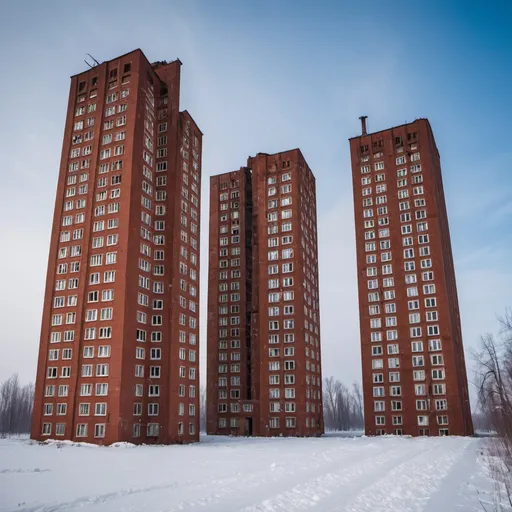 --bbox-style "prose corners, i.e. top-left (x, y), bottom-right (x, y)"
top-left (0, 434), bottom-right (498, 511)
